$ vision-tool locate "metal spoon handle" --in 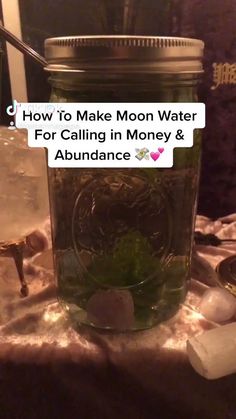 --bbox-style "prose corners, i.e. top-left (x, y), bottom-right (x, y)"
top-left (0, 24), bottom-right (47, 67)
